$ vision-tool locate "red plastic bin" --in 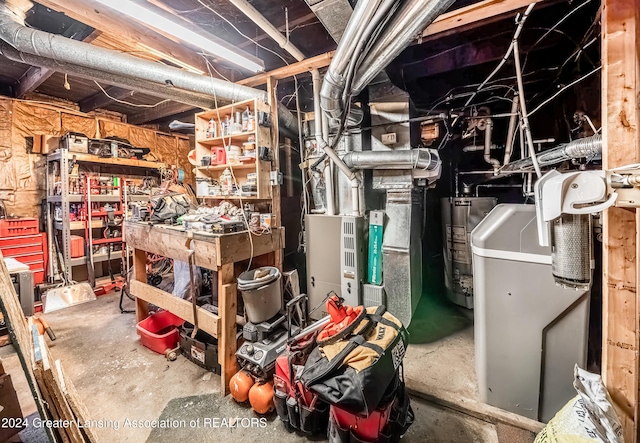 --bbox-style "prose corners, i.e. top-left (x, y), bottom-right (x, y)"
top-left (136, 311), bottom-right (184, 354)
top-left (0, 218), bottom-right (39, 237)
